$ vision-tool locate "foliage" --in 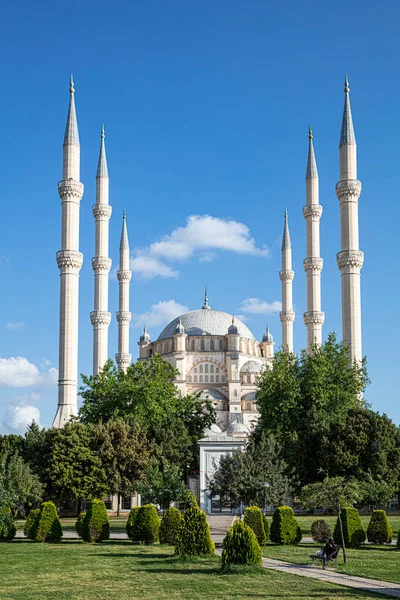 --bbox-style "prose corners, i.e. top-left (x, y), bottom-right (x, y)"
top-left (270, 506), bottom-right (302, 545)
top-left (159, 507), bottom-right (183, 545)
top-left (24, 508), bottom-right (40, 539)
top-left (311, 519), bottom-right (332, 543)
top-left (131, 504), bottom-right (160, 544)
top-left (0, 507), bottom-right (16, 542)
top-left (263, 515), bottom-right (270, 542)
top-left (359, 478), bottom-right (397, 510)
top-left (244, 506), bottom-right (266, 545)
top-left (256, 334), bottom-right (369, 486)
top-left (0, 450), bottom-right (43, 516)
top-left (398, 530), bottom-right (400, 550)
top-left (366, 510), bottom-right (392, 544)
top-left (35, 501), bottom-right (63, 543)
top-left (333, 508), bottom-right (366, 547)
top-left (221, 521), bottom-right (262, 568)
top-left (75, 512), bottom-right (86, 537)
top-left (126, 506), bottom-right (141, 540)
top-left (175, 505), bottom-right (215, 556)
top-left (81, 500), bottom-right (110, 543)
top-left (209, 433), bottom-right (293, 508)
top-left (138, 456), bottom-right (185, 510)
